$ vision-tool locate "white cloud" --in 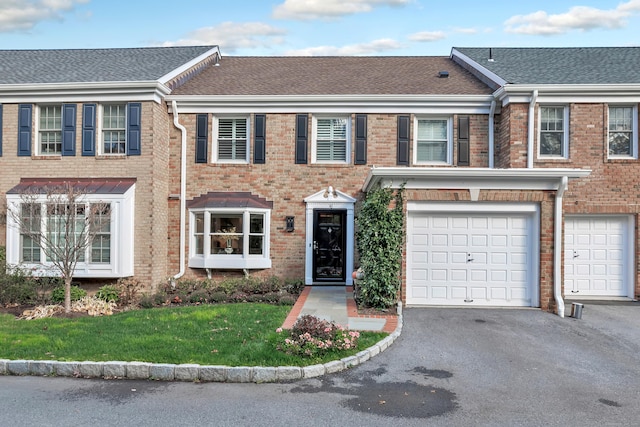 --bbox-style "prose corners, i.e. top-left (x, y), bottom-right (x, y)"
top-left (162, 22), bottom-right (287, 54)
top-left (285, 38), bottom-right (403, 55)
top-left (505, 1), bottom-right (640, 35)
top-left (273, 0), bottom-right (409, 20)
top-left (408, 30), bottom-right (446, 42)
top-left (0, 0), bottom-right (88, 32)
